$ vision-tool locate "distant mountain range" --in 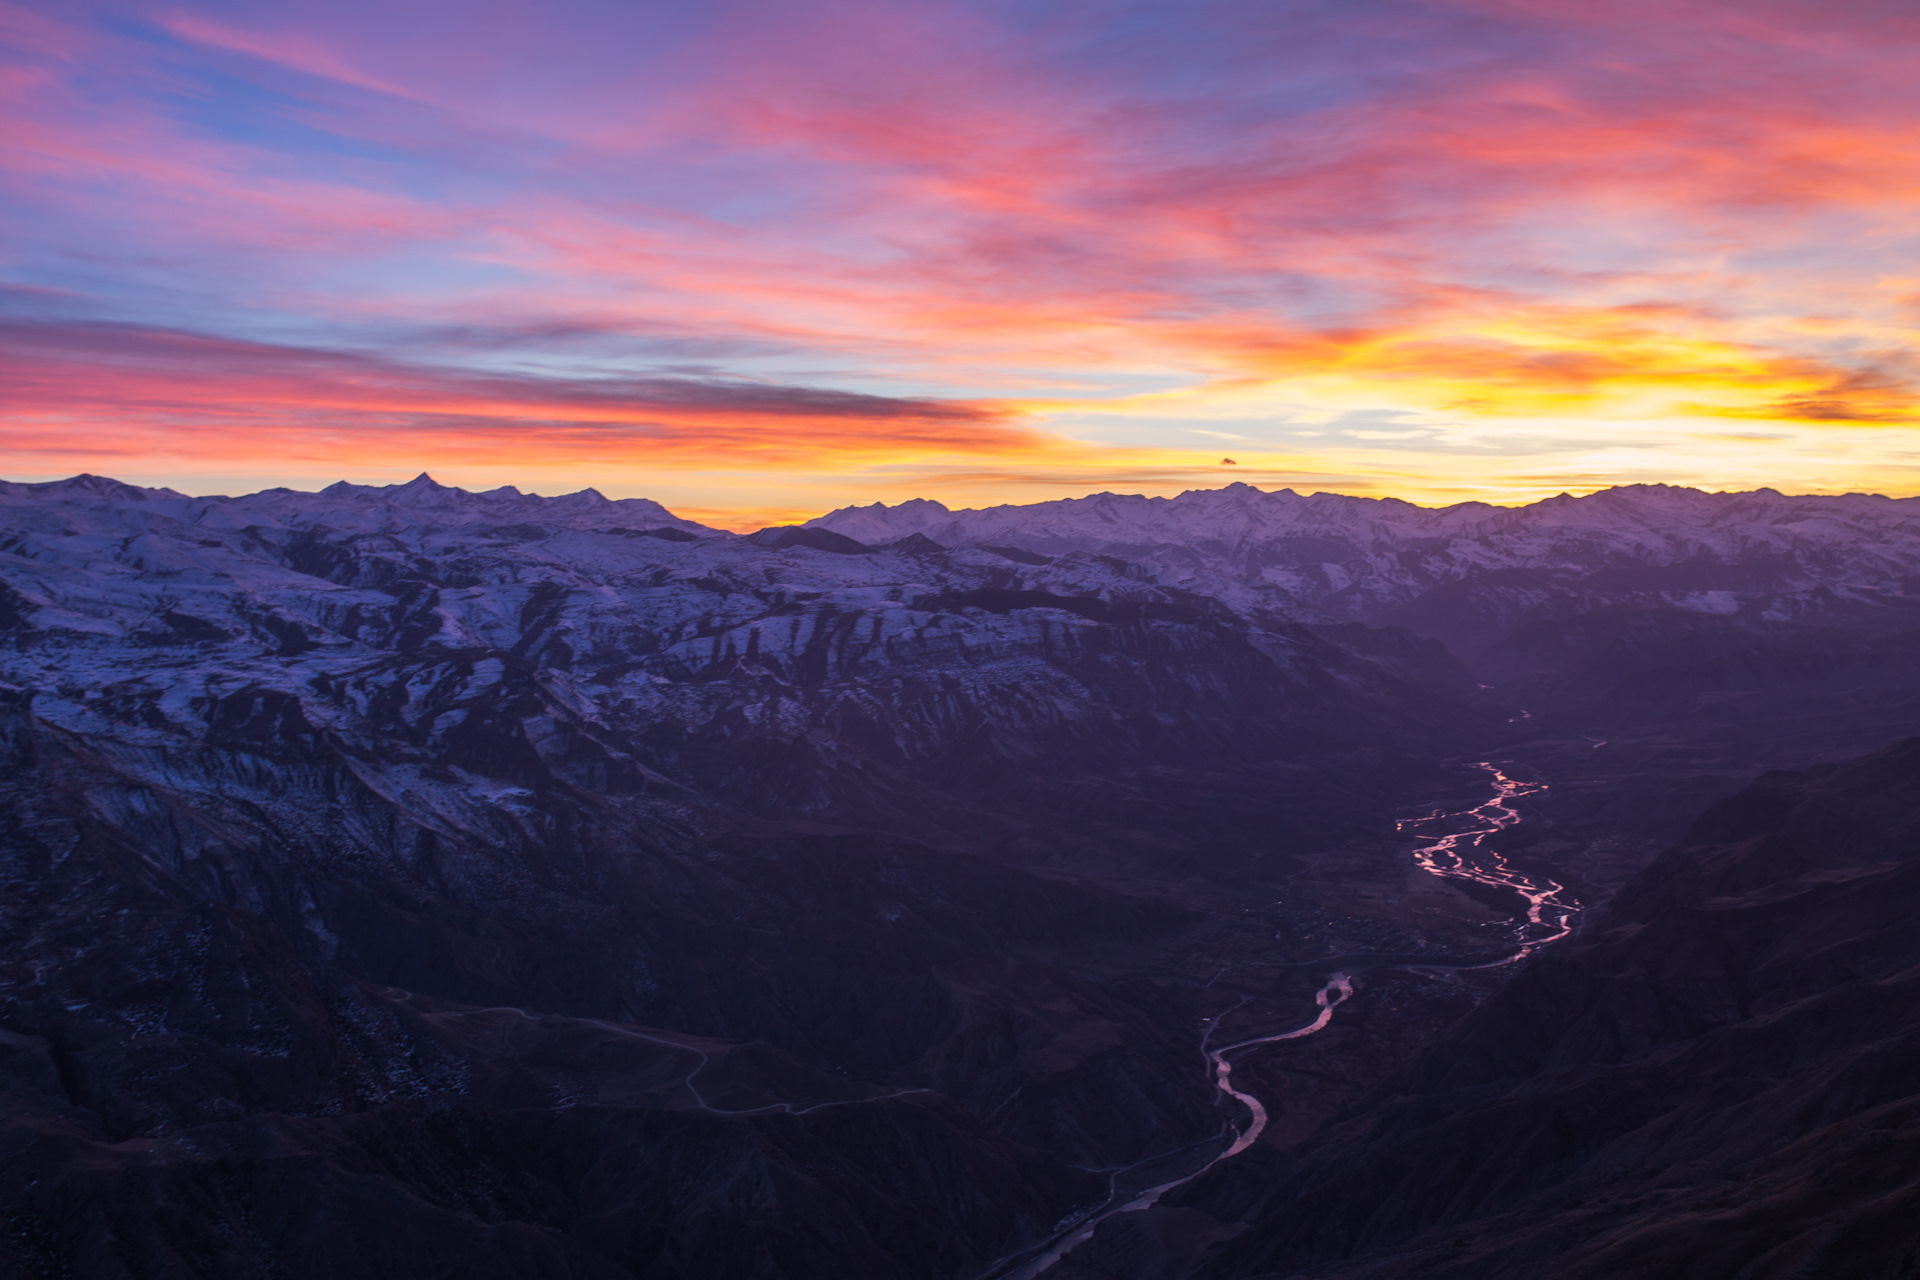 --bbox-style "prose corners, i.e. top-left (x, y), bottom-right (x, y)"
top-left (822, 481), bottom-right (1920, 833)
top-left (809, 481), bottom-right (1920, 638)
